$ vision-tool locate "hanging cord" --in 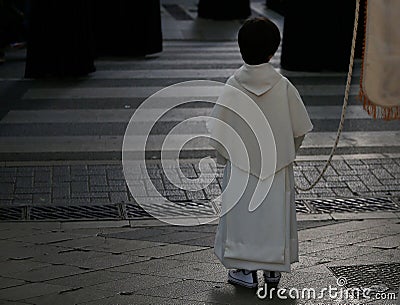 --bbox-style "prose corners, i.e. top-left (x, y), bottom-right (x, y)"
top-left (295, 0), bottom-right (360, 191)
